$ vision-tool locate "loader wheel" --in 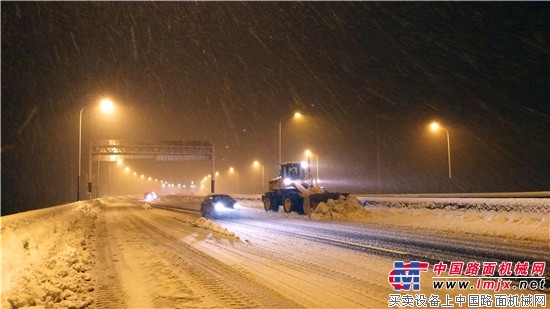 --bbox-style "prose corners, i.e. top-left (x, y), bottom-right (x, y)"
top-left (264, 197), bottom-right (273, 211)
top-left (263, 198), bottom-right (271, 211)
top-left (283, 197), bottom-right (293, 213)
top-left (263, 196), bottom-right (278, 212)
